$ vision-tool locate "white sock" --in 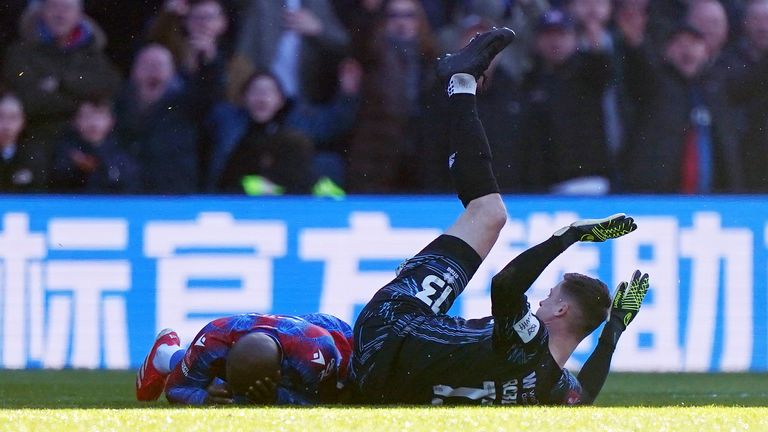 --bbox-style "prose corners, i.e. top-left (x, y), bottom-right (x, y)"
top-left (153, 344), bottom-right (184, 374)
top-left (447, 73), bottom-right (477, 96)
